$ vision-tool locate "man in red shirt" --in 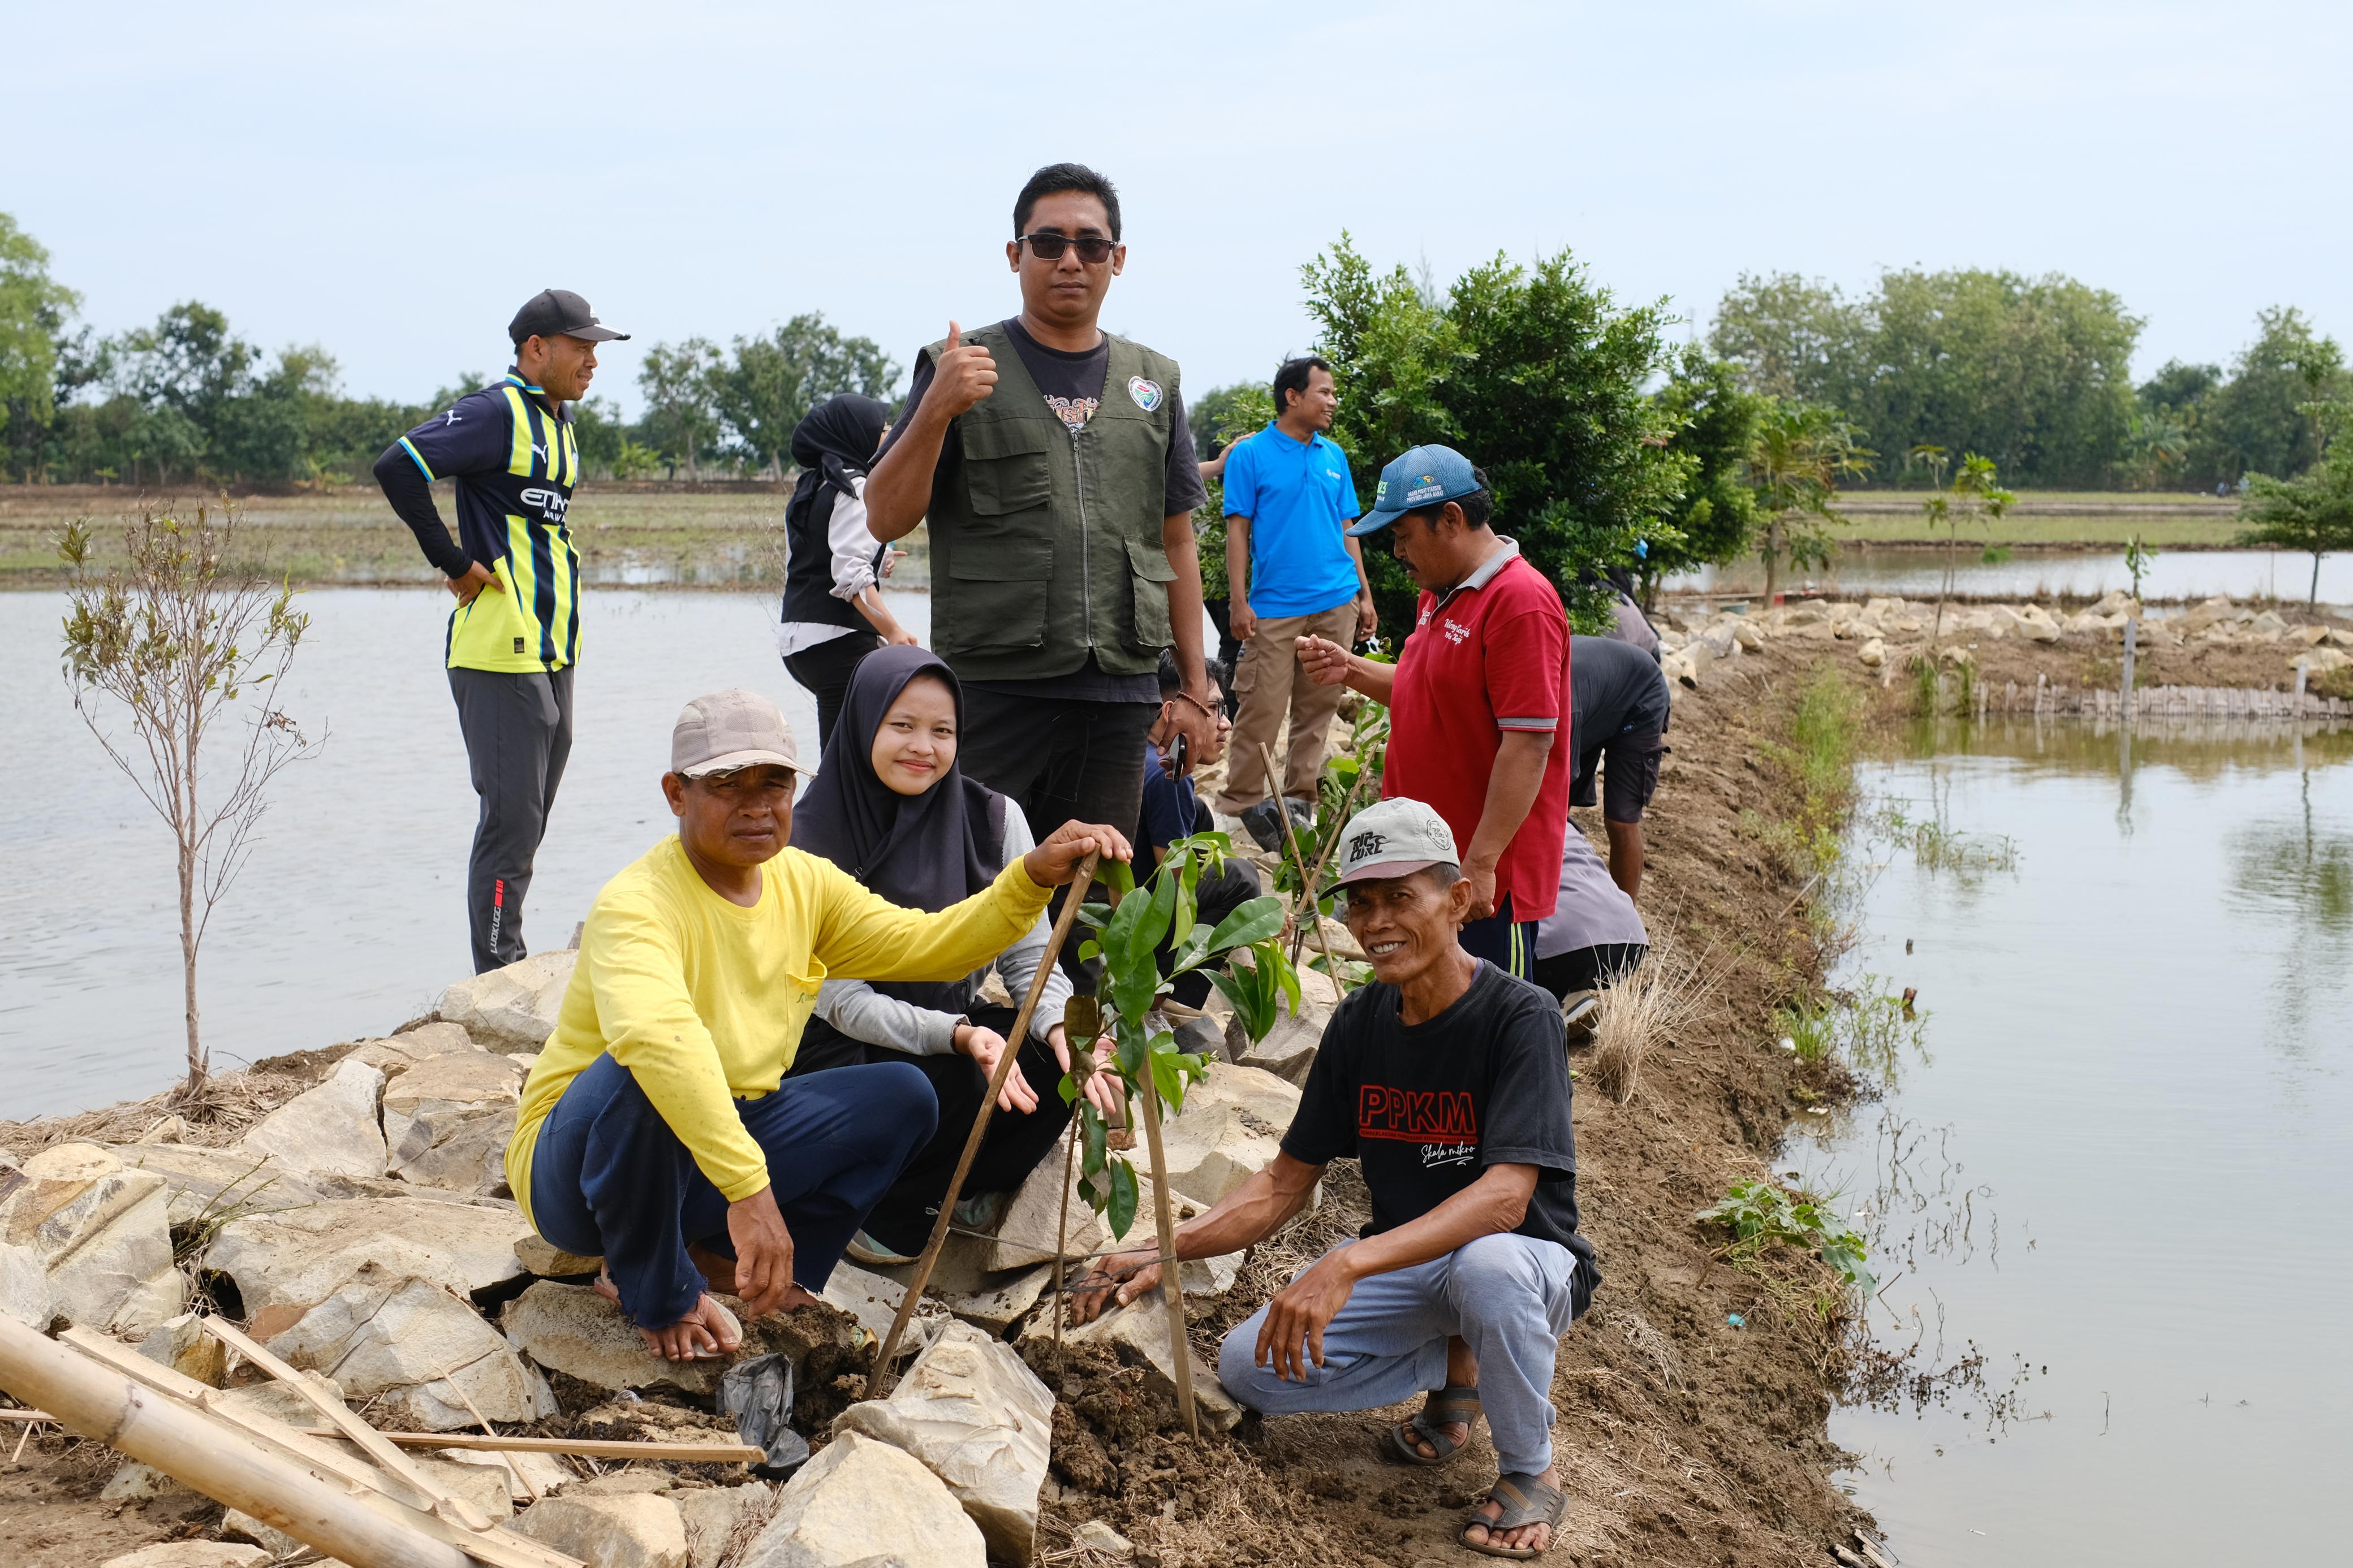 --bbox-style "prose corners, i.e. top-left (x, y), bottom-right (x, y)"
top-left (1298, 446), bottom-right (1571, 979)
